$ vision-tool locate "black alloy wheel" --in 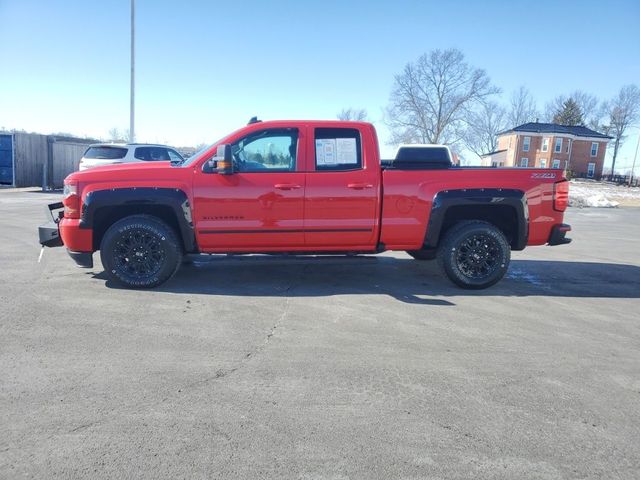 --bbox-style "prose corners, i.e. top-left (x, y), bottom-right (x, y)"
top-left (100, 215), bottom-right (182, 288)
